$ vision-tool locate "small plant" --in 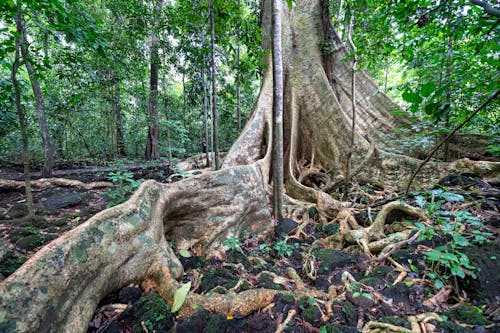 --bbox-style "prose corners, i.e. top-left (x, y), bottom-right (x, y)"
top-left (273, 240), bottom-right (296, 258)
top-left (102, 170), bottom-right (144, 208)
top-left (259, 243), bottom-right (272, 256)
top-left (415, 208), bottom-right (491, 290)
top-left (223, 236), bottom-right (243, 253)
